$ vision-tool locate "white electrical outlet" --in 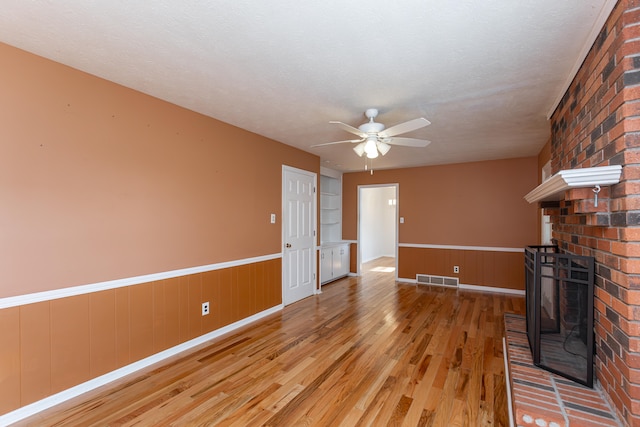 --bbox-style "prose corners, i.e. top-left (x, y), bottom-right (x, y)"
top-left (453, 266), bottom-right (460, 274)
top-left (270, 213), bottom-right (276, 223)
top-left (202, 301), bottom-right (210, 316)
